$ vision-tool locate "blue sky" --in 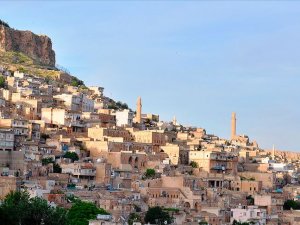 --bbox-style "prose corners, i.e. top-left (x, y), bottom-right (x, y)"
top-left (1, 1), bottom-right (300, 151)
